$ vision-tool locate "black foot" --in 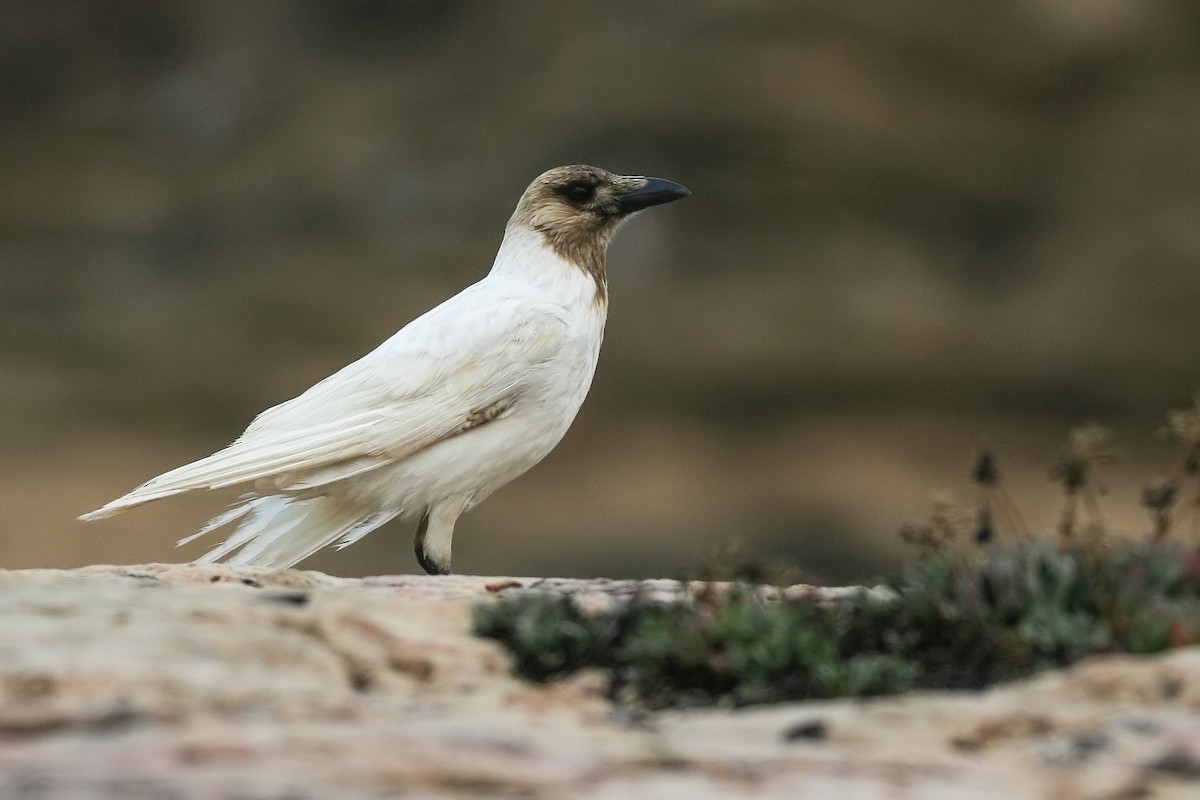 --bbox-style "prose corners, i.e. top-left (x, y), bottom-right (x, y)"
top-left (417, 550), bottom-right (452, 576)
